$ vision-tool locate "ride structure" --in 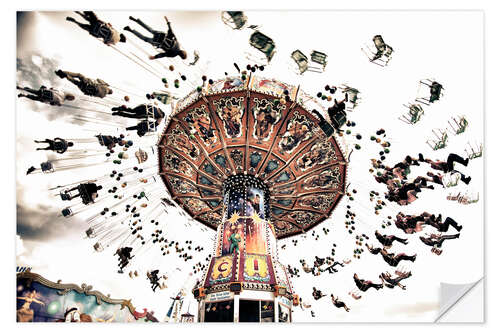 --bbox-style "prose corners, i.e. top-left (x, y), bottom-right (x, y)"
top-left (157, 75), bottom-right (348, 322)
